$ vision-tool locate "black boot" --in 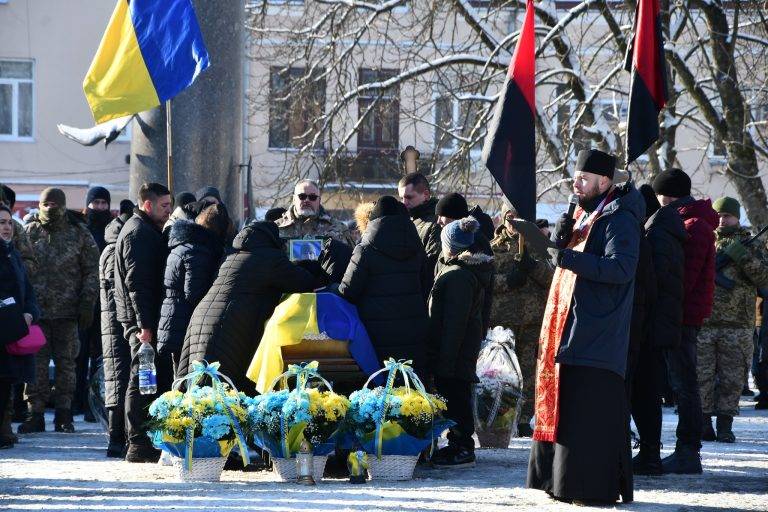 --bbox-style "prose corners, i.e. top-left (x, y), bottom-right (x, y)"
top-left (517, 422), bottom-right (534, 438)
top-left (701, 414), bottom-right (716, 441)
top-left (54, 409), bottom-right (75, 433)
top-left (1, 406), bottom-right (18, 445)
top-left (17, 412), bottom-right (45, 434)
top-left (106, 410), bottom-right (126, 458)
top-left (431, 444), bottom-right (476, 469)
top-left (661, 445), bottom-right (702, 474)
top-left (125, 443), bottom-right (160, 463)
top-left (715, 414), bottom-right (735, 443)
top-left (632, 442), bottom-right (662, 476)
